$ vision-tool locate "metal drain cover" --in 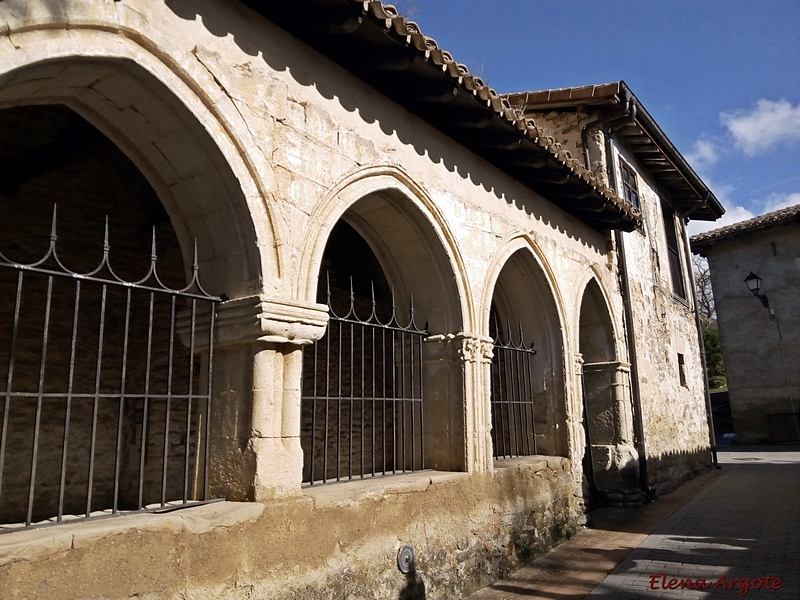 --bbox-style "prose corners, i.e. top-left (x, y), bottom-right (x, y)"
top-left (397, 545), bottom-right (415, 574)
